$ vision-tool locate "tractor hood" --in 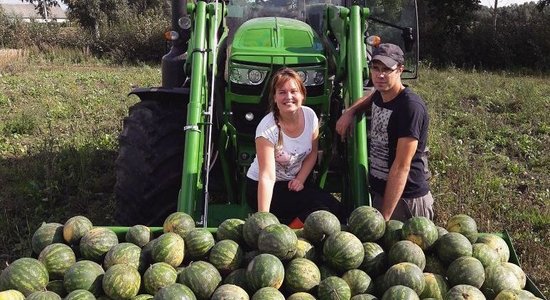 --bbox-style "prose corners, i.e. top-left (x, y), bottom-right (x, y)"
top-left (230, 17), bottom-right (325, 65)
